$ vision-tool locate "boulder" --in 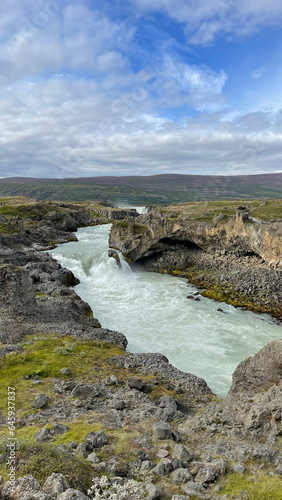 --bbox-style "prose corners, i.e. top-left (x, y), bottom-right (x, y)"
top-left (157, 449), bottom-right (170, 459)
top-left (34, 428), bottom-right (52, 442)
top-left (156, 395), bottom-right (178, 421)
top-left (171, 468), bottom-right (193, 484)
top-left (62, 381), bottom-right (76, 392)
top-left (127, 378), bottom-right (144, 390)
top-left (109, 461), bottom-right (129, 477)
top-left (151, 458), bottom-right (173, 476)
top-left (152, 422), bottom-right (172, 440)
top-left (145, 483), bottom-right (162, 499)
top-left (42, 473), bottom-right (69, 496)
top-left (182, 481), bottom-right (207, 499)
top-left (141, 460), bottom-right (154, 471)
top-left (75, 443), bottom-right (87, 458)
top-left (172, 444), bottom-right (192, 462)
top-left (228, 340), bottom-right (282, 396)
top-left (1, 476), bottom-right (46, 500)
top-left (71, 385), bottom-right (95, 399)
top-left (87, 452), bottom-right (100, 464)
top-left (195, 466), bottom-right (217, 484)
top-left (60, 368), bottom-right (70, 376)
top-left (31, 394), bottom-right (48, 409)
top-left (111, 399), bottom-right (125, 410)
top-left (50, 423), bottom-right (70, 436)
top-left (85, 430), bottom-right (107, 448)
top-left (276, 464), bottom-right (282, 475)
